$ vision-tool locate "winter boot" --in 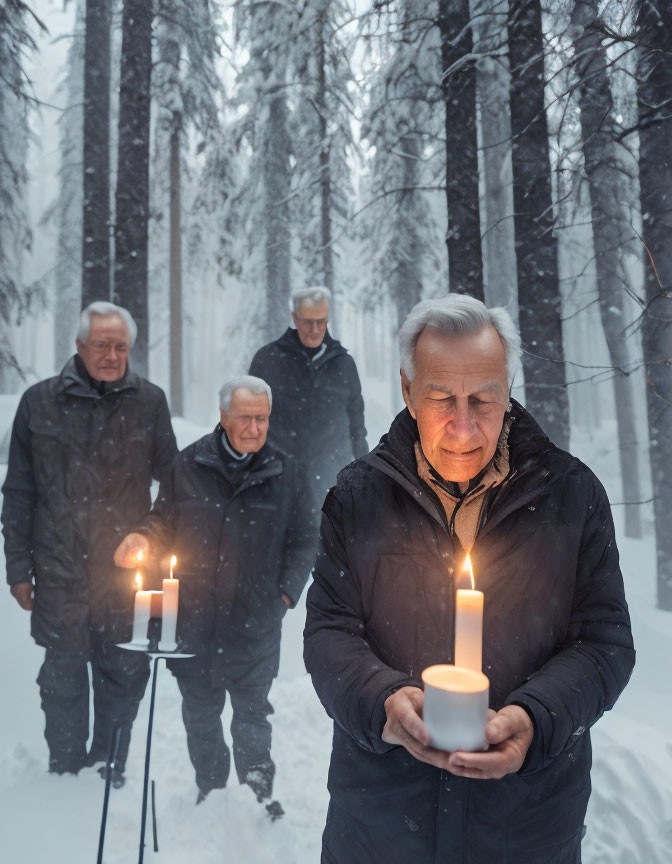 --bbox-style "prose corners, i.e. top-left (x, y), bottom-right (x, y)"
top-left (244, 760), bottom-right (274, 803)
top-left (244, 760), bottom-right (283, 821)
top-left (97, 763), bottom-right (126, 789)
top-left (265, 800), bottom-right (285, 821)
top-left (48, 757), bottom-right (84, 776)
